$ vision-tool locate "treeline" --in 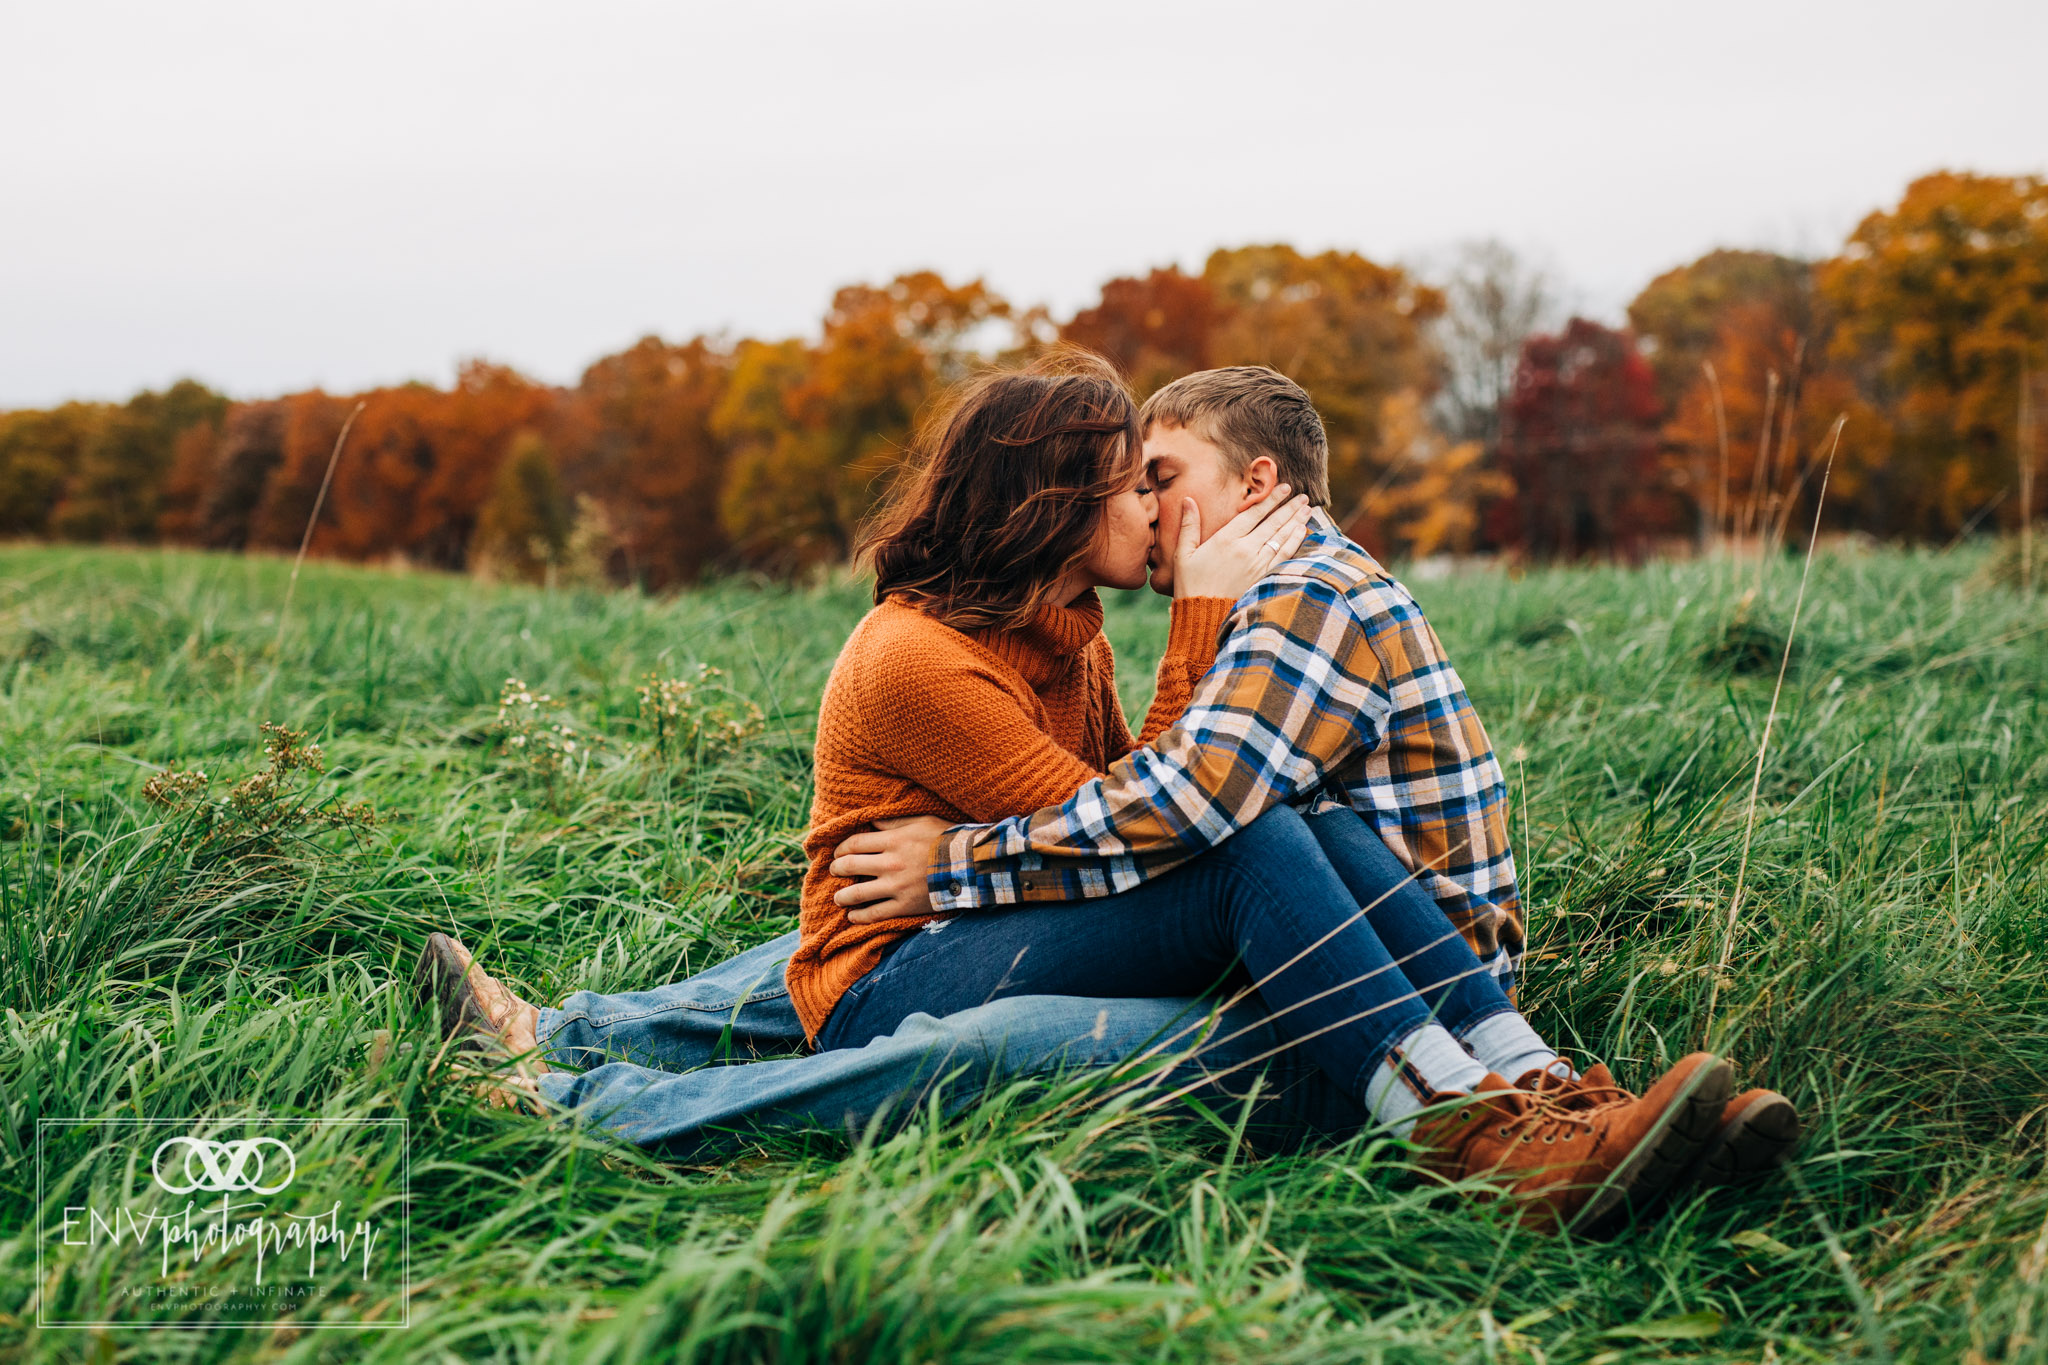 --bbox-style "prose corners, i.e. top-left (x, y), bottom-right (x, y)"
top-left (3, 170), bottom-right (2043, 584)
